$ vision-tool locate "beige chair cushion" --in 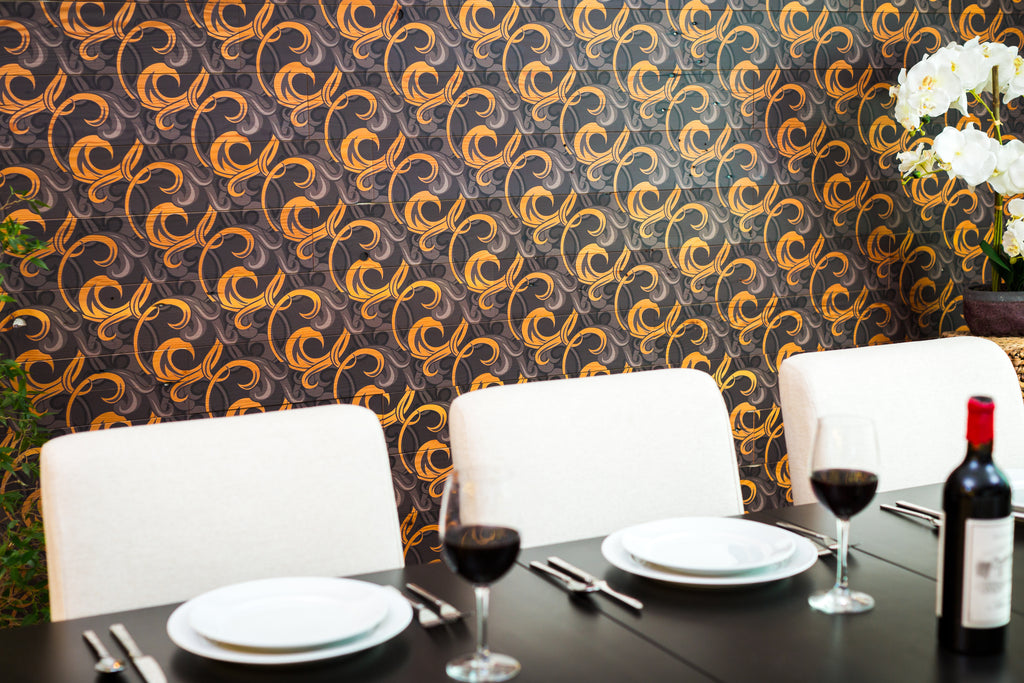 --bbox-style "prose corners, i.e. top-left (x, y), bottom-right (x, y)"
top-left (448, 368), bottom-right (743, 547)
top-left (41, 404), bottom-right (403, 620)
top-left (779, 337), bottom-right (1024, 505)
